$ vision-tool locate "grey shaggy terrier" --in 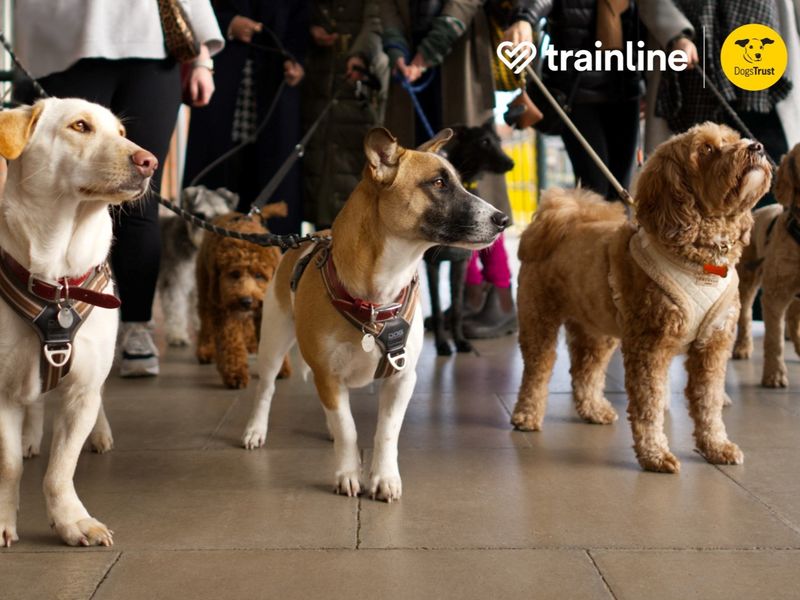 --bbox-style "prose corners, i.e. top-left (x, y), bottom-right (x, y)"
top-left (158, 186), bottom-right (238, 346)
